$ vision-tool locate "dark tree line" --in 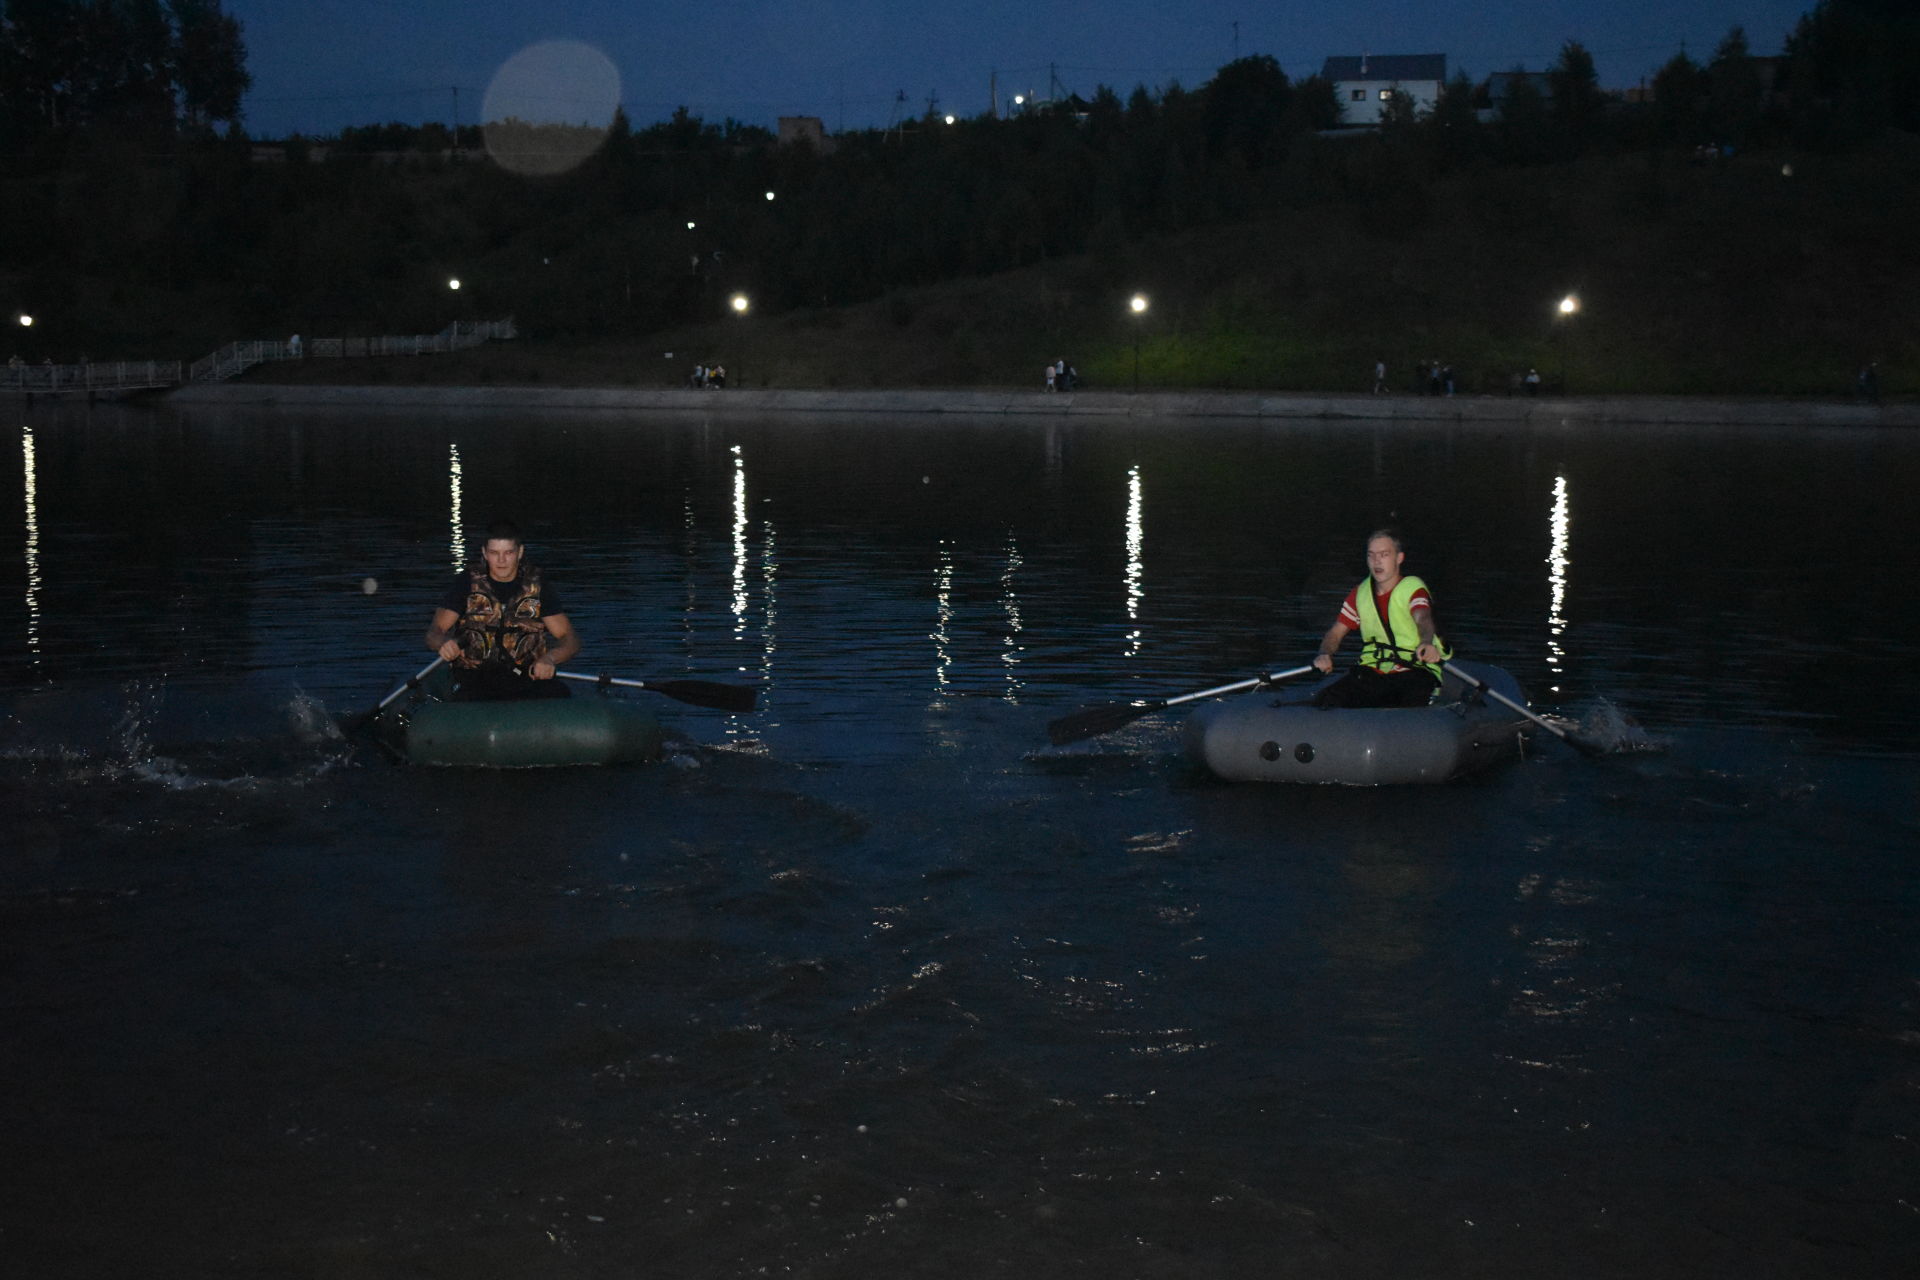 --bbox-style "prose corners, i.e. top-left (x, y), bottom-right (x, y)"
top-left (0, 0), bottom-right (248, 137)
top-left (2, 0), bottom-right (1914, 358)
